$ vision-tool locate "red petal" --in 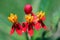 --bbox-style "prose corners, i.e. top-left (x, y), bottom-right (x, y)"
top-left (34, 22), bottom-right (41, 30)
top-left (22, 22), bottom-right (28, 32)
top-left (28, 29), bottom-right (34, 36)
top-left (22, 28), bottom-right (27, 32)
top-left (40, 21), bottom-right (47, 30)
top-left (16, 23), bottom-right (22, 35)
top-left (41, 16), bottom-right (46, 21)
top-left (10, 26), bottom-right (15, 35)
top-left (42, 25), bottom-right (47, 30)
top-left (16, 29), bottom-right (22, 35)
top-left (18, 23), bottom-right (23, 29)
